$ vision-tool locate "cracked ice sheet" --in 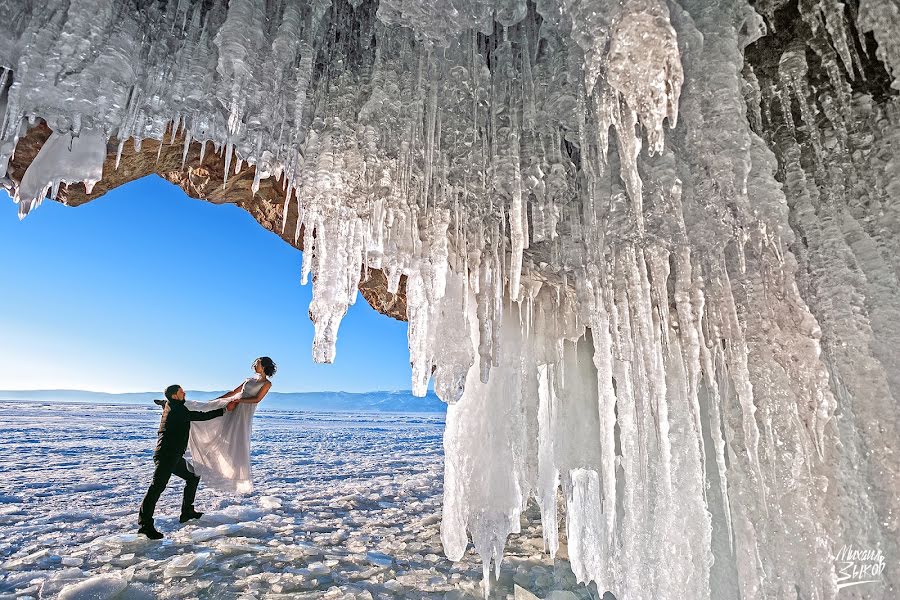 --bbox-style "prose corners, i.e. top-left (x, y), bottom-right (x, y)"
top-left (0, 402), bottom-right (594, 599)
